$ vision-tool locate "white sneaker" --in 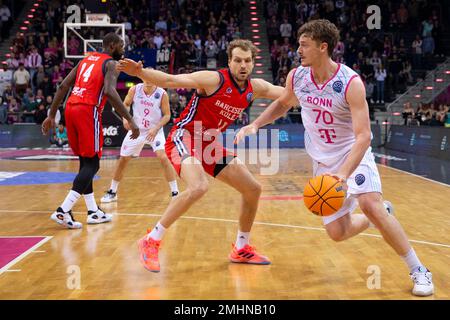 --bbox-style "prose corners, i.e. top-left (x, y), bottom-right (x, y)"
top-left (50, 207), bottom-right (83, 229)
top-left (101, 190), bottom-right (117, 203)
top-left (411, 267), bottom-right (434, 296)
top-left (87, 207), bottom-right (113, 224)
